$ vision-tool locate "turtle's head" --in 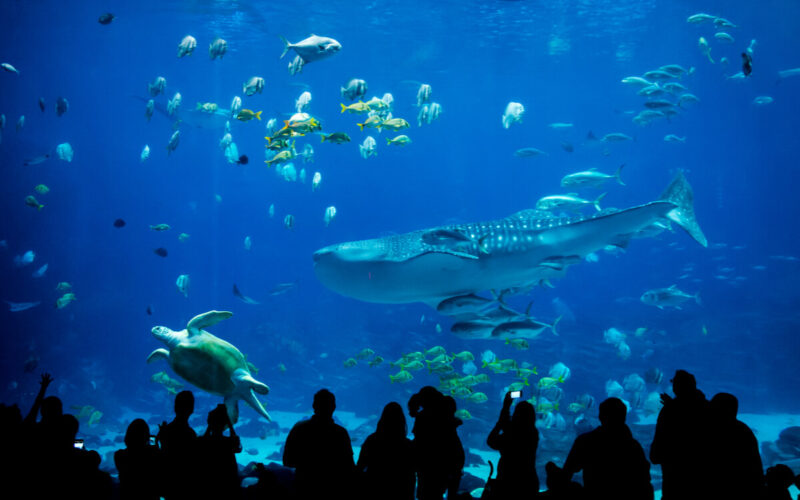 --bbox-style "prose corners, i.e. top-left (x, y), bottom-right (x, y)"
top-left (151, 326), bottom-right (181, 349)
